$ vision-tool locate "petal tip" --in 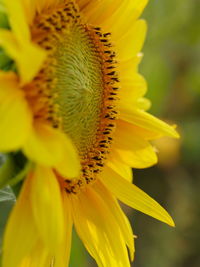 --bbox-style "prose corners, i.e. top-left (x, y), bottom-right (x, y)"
top-left (166, 215), bottom-right (175, 227)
